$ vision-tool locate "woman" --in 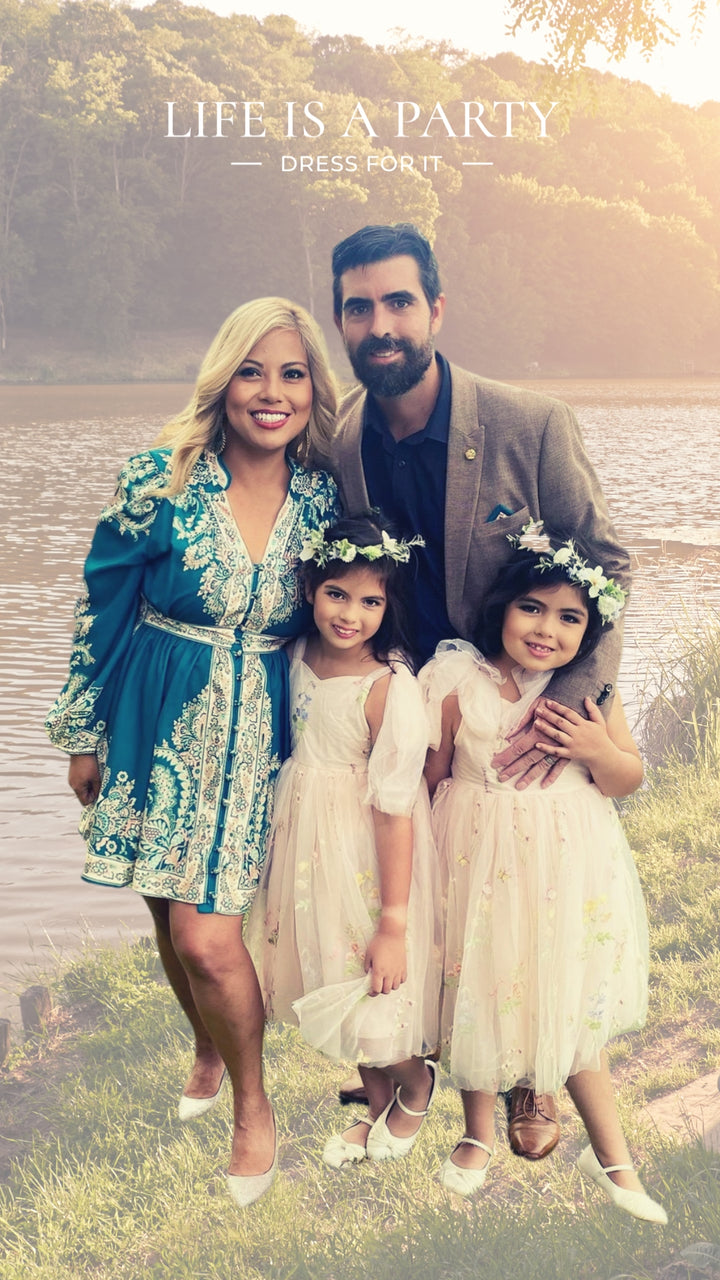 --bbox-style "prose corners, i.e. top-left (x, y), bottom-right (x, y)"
top-left (46, 297), bottom-right (339, 1207)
